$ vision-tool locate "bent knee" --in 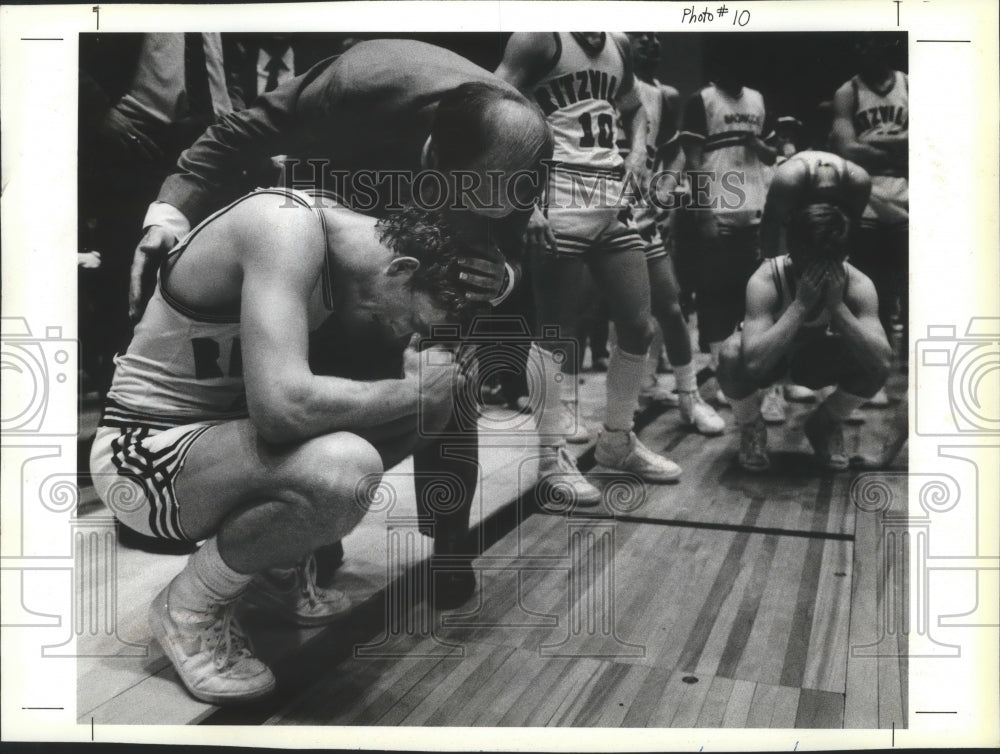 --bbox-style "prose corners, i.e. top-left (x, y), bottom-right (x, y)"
top-left (615, 316), bottom-right (656, 353)
top-left (286, 433), bottom-right (383, 509)
top-left (717, 335), bottom-right (744, 371)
